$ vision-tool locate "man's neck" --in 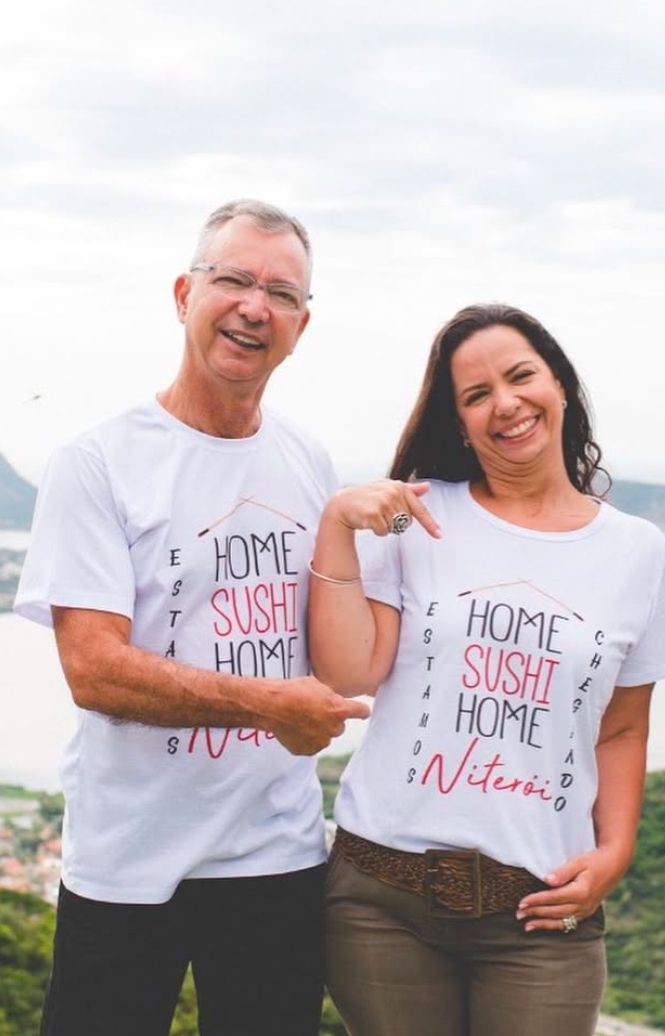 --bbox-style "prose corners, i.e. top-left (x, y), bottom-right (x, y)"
top-left (157, 380), bottom-right (263, 439)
